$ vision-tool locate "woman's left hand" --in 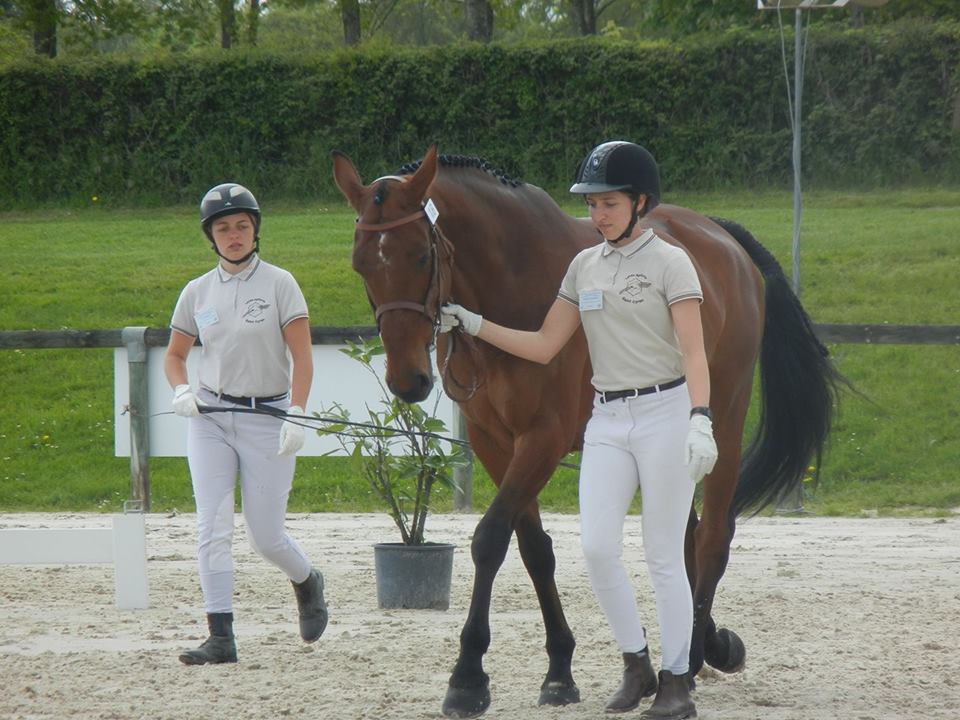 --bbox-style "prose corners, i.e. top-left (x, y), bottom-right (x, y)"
top-left (278, 406), bottom-right (306, 456)
top-left (685, 414), bottom-right (718, 483)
